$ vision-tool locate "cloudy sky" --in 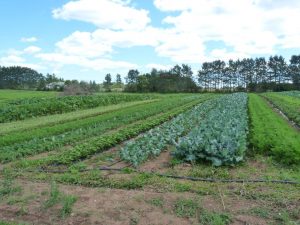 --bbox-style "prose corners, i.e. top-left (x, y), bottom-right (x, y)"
top-left (1, 0), bottom-right (300, 82)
